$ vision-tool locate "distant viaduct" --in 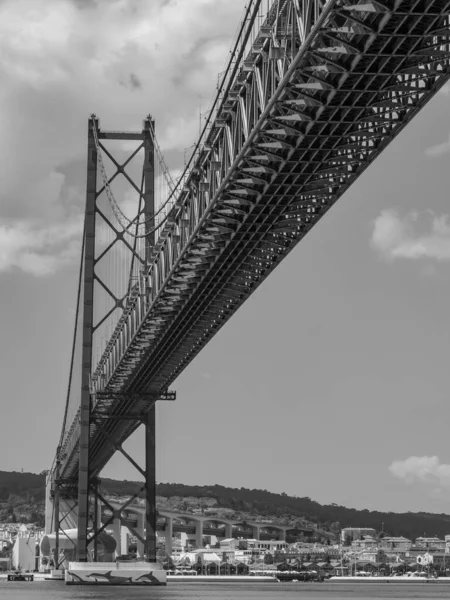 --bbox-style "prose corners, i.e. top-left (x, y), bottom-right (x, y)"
top-left (103, 500), bottom-right (314, 554)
